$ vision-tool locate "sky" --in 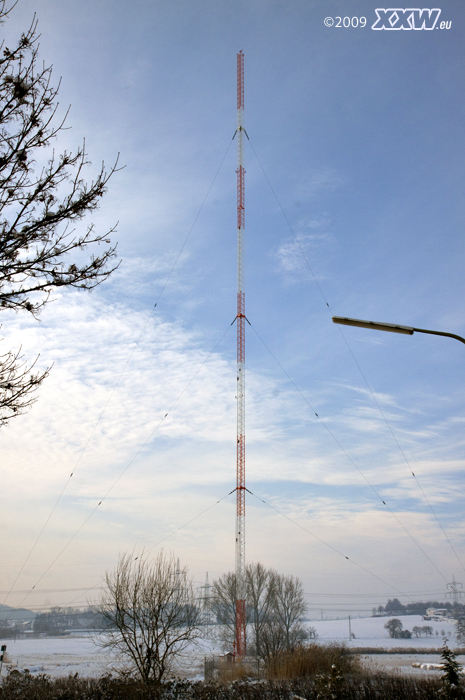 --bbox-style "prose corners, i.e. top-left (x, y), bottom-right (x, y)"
top-left (1, 0), bottom-right (464, 619)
